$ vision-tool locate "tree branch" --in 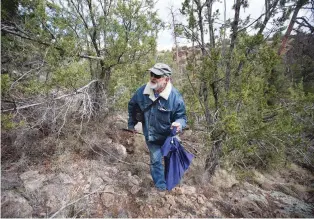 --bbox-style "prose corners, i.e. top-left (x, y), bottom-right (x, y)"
top-left (237, 13), bottom-right (265, 33)
top-left (296, 16), bottom-right (314, 33)
top-left (1, 27), bottom-right (64, 52)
